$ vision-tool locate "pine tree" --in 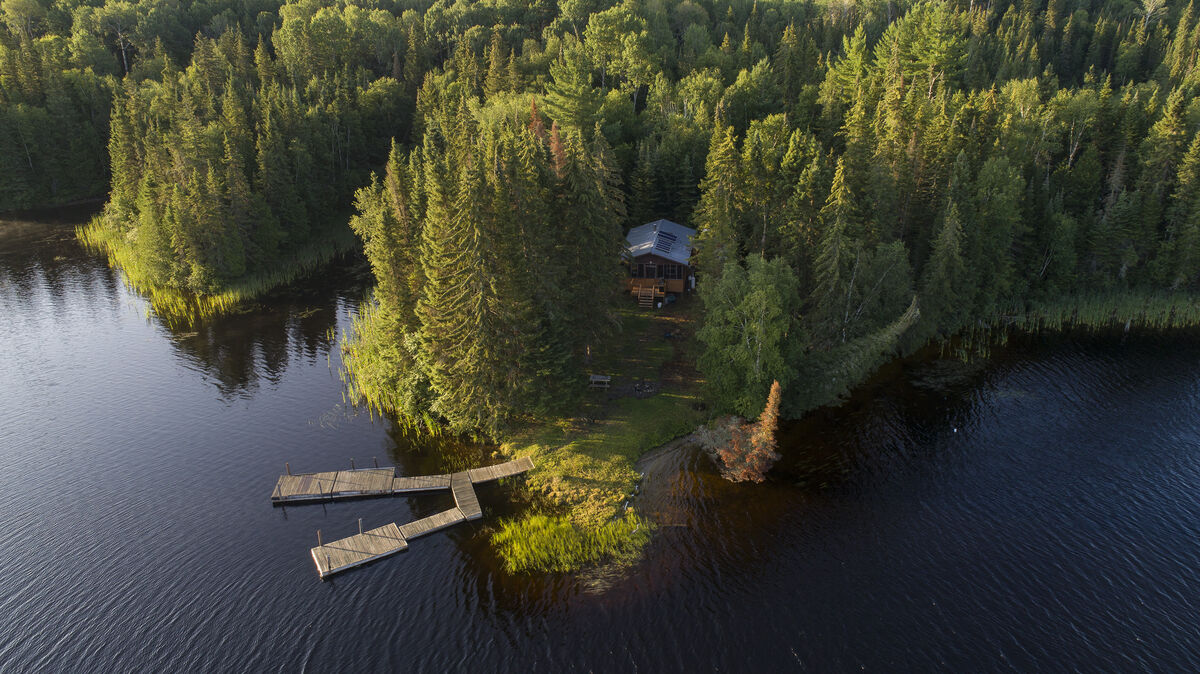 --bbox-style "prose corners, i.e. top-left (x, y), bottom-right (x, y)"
top-left (713, 379), bottom-right (782, 483)
top-left (742, 380), bottom-right (783, 482)
top-left (350, 141), bottom-right (422, 321)
top-left (403, 24), bottom-right (424, 98)
top-left (775, 24), bottom-right (803, 103)
top-left (628, 140), bottom-right (657, 227)
top-left (1137, 87), bottom-right (1190, 225)
top-left (506, 51), bottom-right (521, 92)
top-left (107, 84), bottom-right (140, 217)
top-left (416, 133), bottom-right (499, 433)
top-left (549, 121), bottom-right (566, 177)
